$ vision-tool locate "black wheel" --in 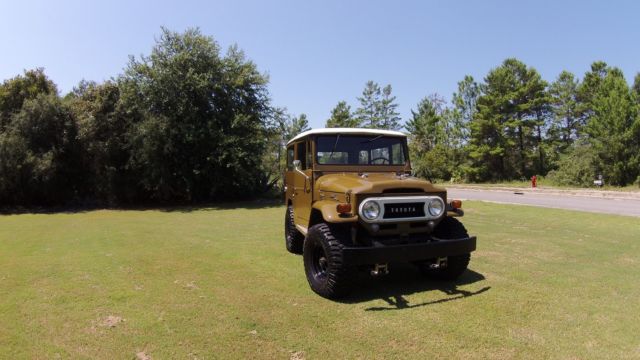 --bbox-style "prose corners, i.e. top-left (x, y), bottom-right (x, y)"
top-left (419, 217), bottom-right (471, 281)
top-left (285, 205), bottom-right (304, 254)
top-left (303, 223), bottom-right (352, 299)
